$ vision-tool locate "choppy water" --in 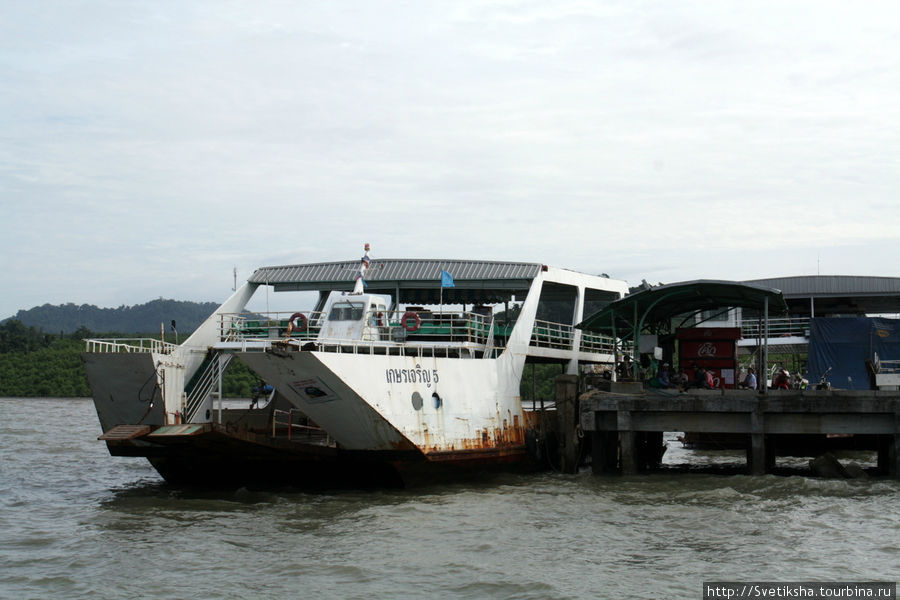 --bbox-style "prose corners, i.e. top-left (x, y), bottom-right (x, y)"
top-left (1, 398), bottom-right (898, 599)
